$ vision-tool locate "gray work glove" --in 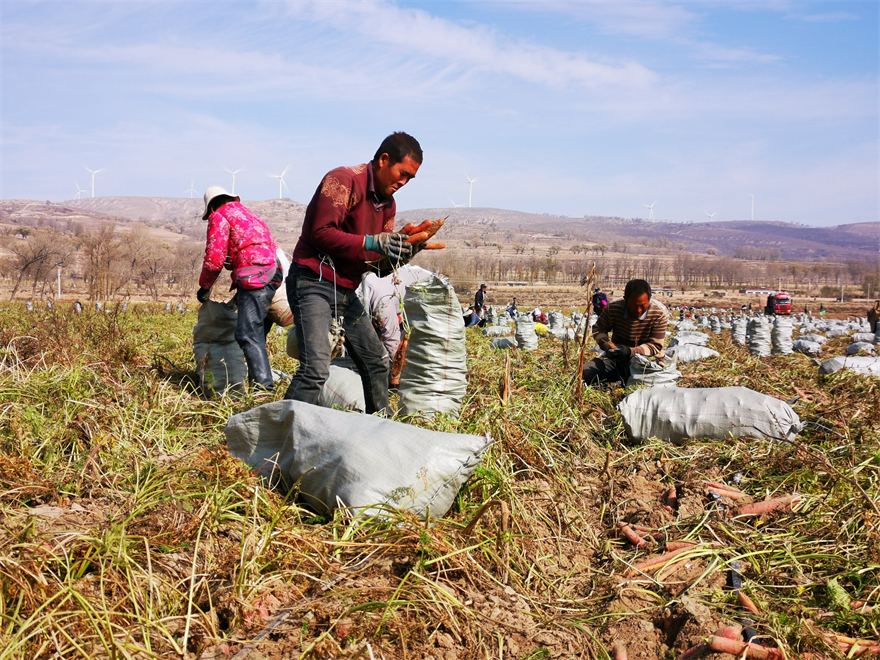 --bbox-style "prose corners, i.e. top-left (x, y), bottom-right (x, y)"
top-left (365, 233), bottom-right (412, 261)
